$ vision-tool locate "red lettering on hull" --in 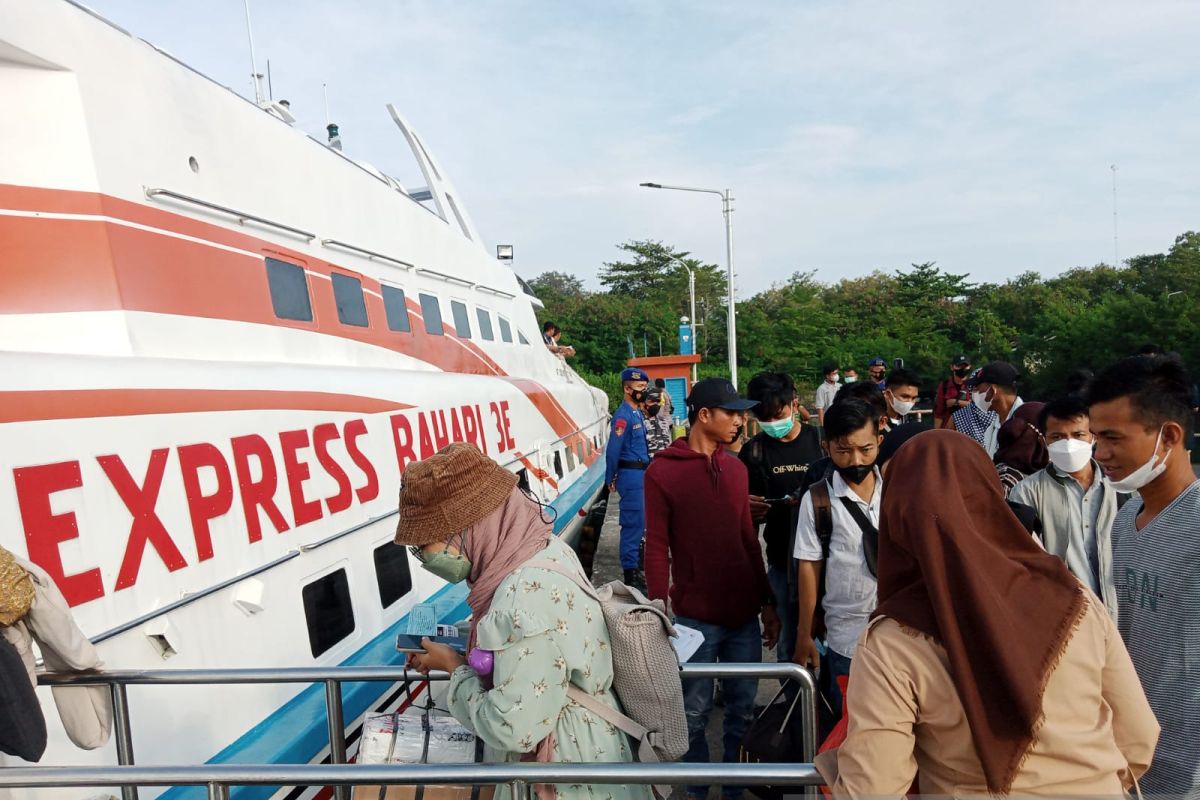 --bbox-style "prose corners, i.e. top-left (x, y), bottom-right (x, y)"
top-left (99, 449), bottom-right (189, 587)
top-left (13, 461), bottom-right (103, 607)
top-left (178, 443), bottom-right (235, 562)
